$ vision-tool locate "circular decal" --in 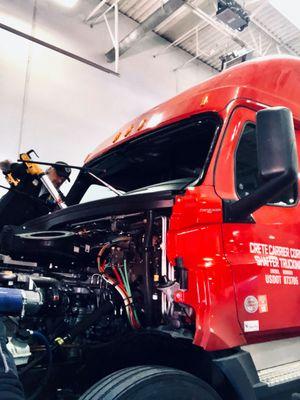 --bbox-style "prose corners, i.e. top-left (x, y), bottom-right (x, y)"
top-left (244, 296), bottom-right (259, 314)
